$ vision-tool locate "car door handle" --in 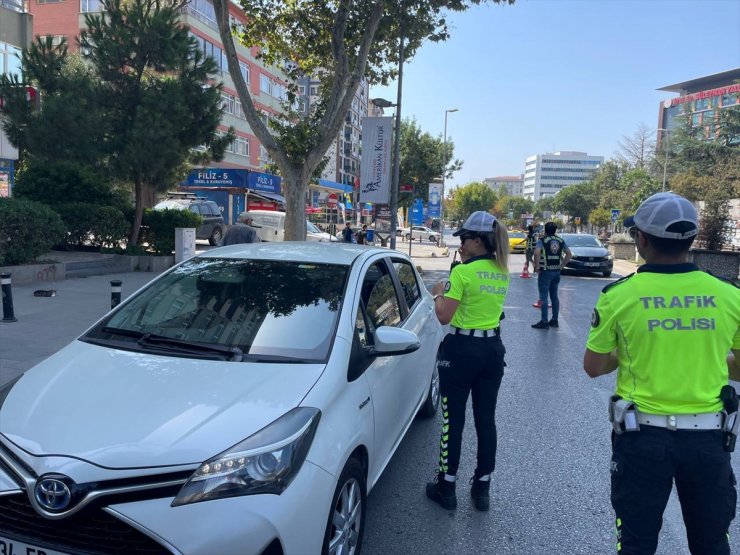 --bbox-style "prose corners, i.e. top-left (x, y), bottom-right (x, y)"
top-left (359, 397), bottom-right (370, 410)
